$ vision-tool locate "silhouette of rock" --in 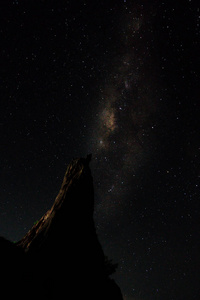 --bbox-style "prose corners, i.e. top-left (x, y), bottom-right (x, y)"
top-left (0, 157), bottom-right (123, 299)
